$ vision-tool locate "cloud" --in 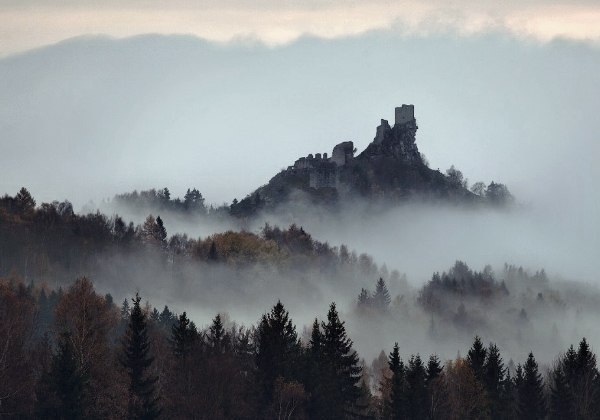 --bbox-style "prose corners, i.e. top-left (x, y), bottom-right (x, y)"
top-left (1, 1), bottom-right (600, 55)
